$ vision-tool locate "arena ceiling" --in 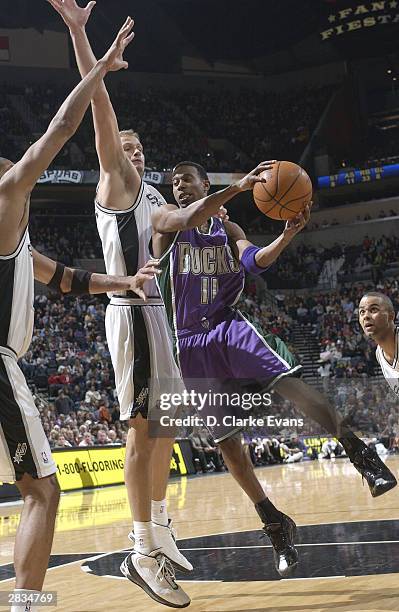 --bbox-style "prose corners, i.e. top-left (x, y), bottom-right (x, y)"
top-left (1, 0), bottom-right (399, 74)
